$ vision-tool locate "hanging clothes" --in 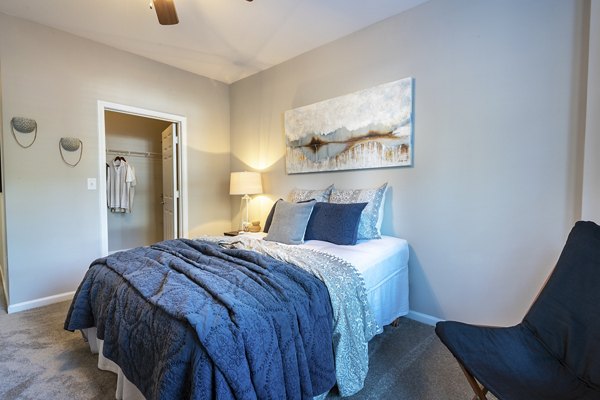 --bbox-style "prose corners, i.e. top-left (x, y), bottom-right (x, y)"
top-left (107, 157), bottom-right (136, 213)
